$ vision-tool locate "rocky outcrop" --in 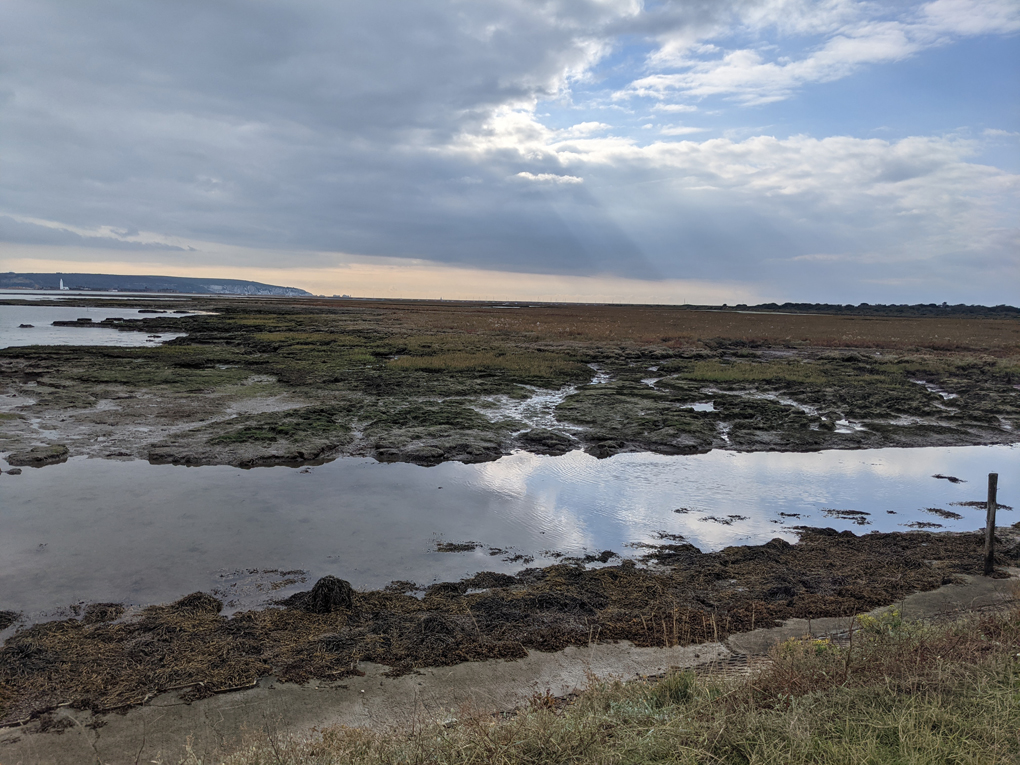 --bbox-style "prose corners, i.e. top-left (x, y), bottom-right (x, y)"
top-left (7, 444), bottom-right (69, 467)
top-left (516, 428), bottom-right (577, 456)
